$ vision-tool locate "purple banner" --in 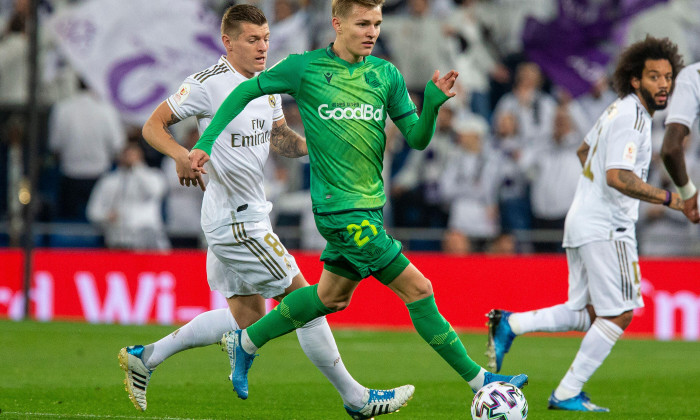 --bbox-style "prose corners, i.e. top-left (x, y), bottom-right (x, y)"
top-left (523, 0), bottom-right (668, 97)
